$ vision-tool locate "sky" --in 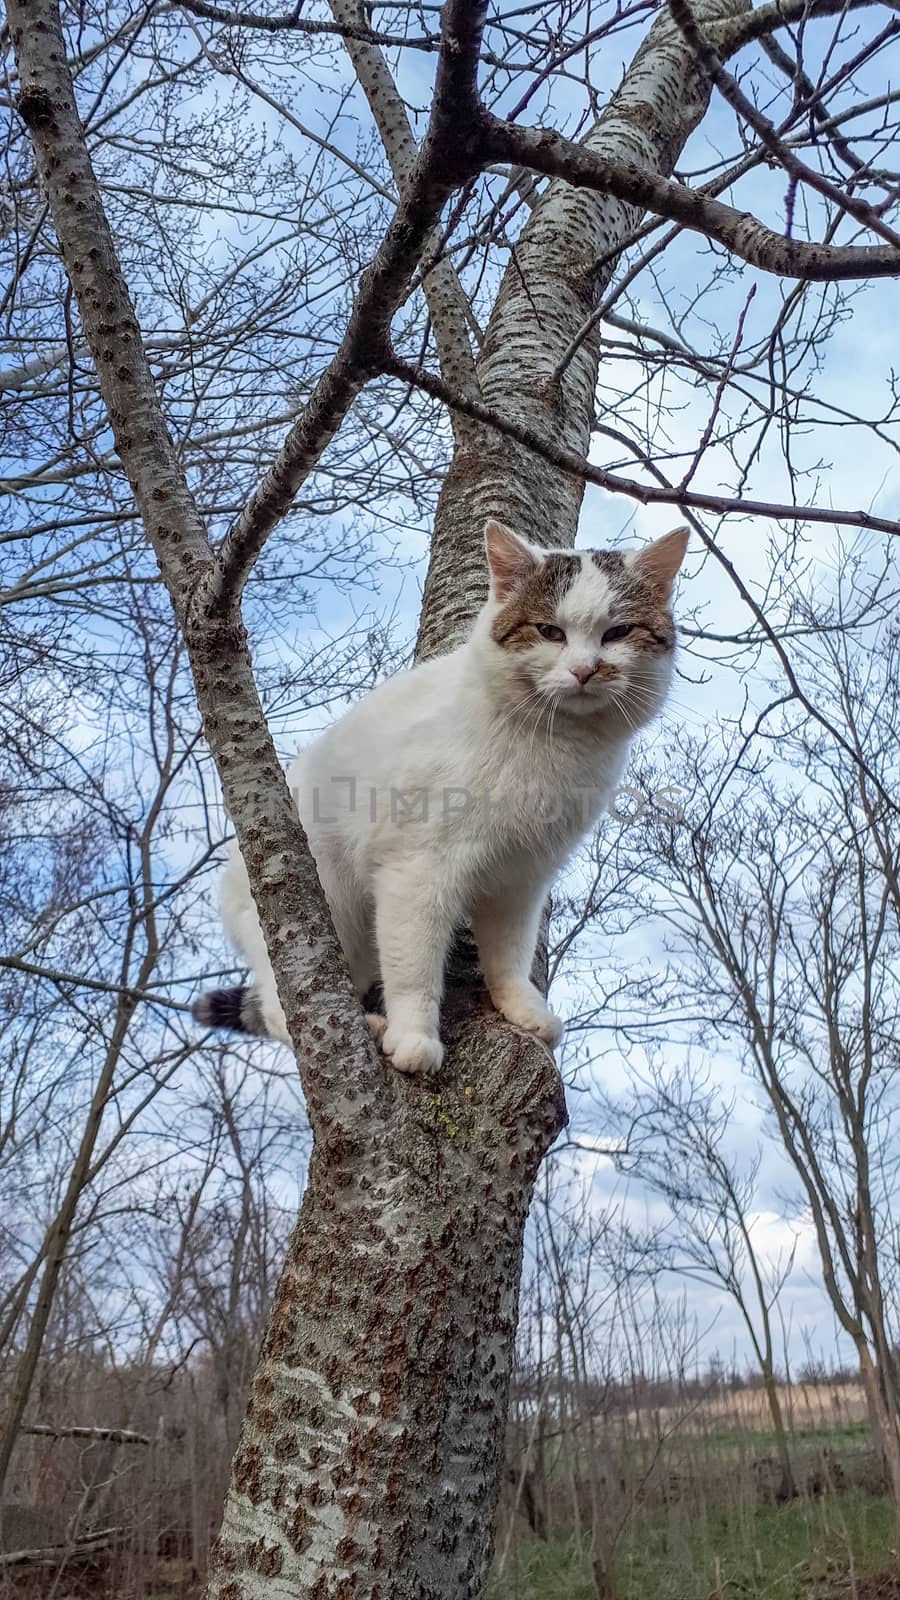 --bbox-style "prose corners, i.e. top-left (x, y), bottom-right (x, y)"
top-left (6, 0), bottom-right (900, 1382)
top-left (203, 2), bottom-right (900, 1373)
